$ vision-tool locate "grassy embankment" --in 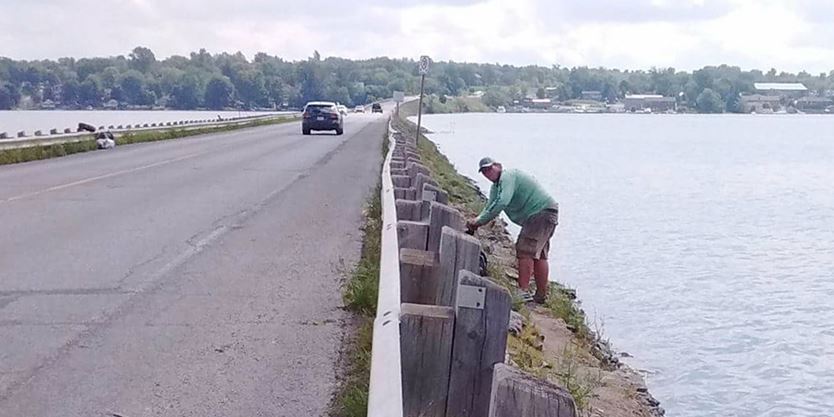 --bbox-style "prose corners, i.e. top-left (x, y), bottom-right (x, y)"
top-left (0, 115), bottom-right (298, 166)
top-left (421, 94), bottom-right (491, 114)
top-left (331, 133), bottom-right (387, 417)
top-left (394, 99), bottom-right (604, 411)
